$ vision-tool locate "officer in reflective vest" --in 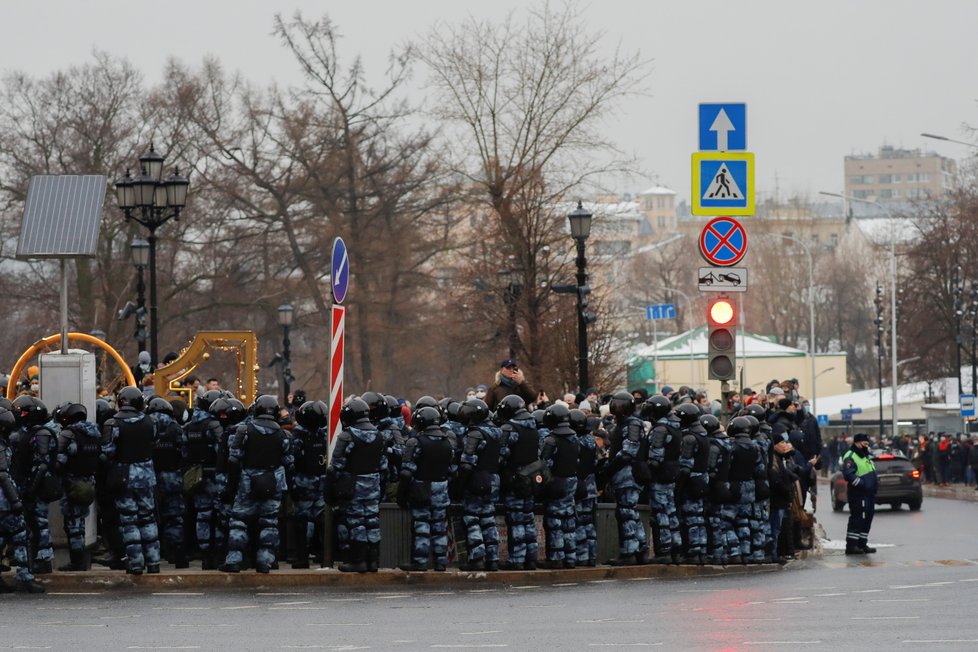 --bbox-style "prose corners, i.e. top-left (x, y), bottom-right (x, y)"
top-left (841, 433), bottom-right (878, 555)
